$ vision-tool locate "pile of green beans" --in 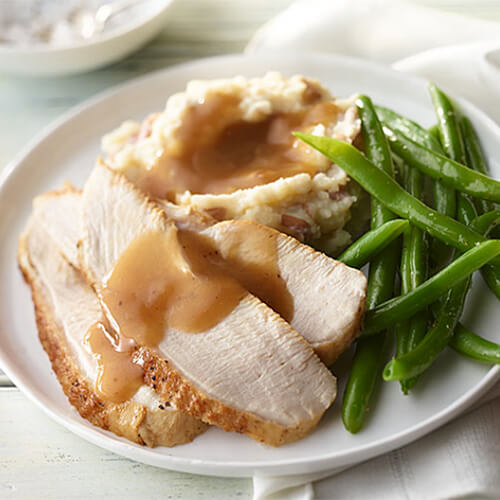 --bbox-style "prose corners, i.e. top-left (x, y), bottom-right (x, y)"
top-left (385, 87), bottom-right (479, 385)
top-left (363, 240), bottom-right (500, 333)
top-left (294, 84), bottom-right (500, 433)
top-left (384, 210), bottom-right (496, 383)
